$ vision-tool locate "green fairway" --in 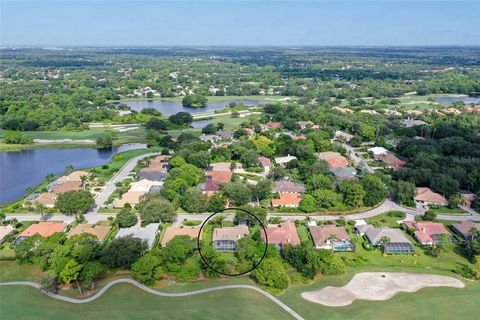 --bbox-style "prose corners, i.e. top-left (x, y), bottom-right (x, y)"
top-left (0, 283), bottom-right (294, 320)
